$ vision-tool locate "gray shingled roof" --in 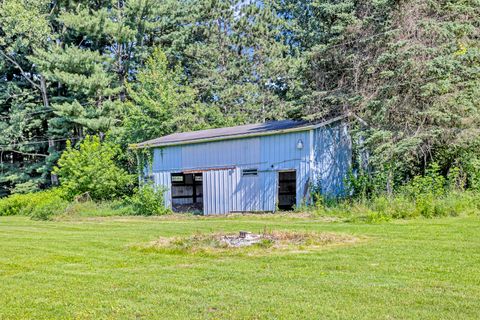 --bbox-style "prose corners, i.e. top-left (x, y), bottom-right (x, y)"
top-left (134, 119), bottom-right (310, 148)
top-left (132, 115), bottom-right (347, 148)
